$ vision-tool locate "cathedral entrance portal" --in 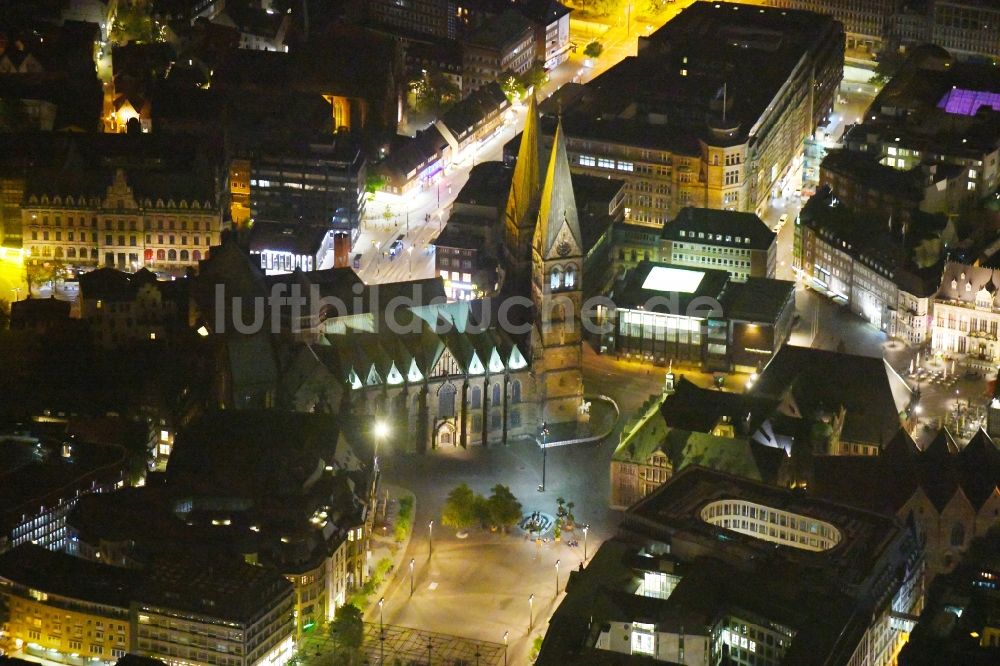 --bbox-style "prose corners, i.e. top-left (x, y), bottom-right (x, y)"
top-left (436, 420), bottom-right (457, 448)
